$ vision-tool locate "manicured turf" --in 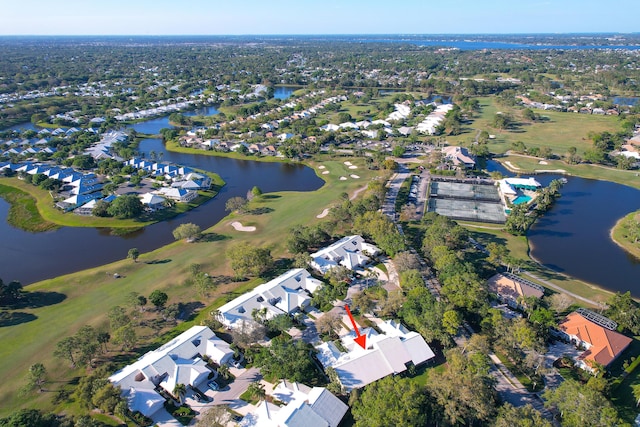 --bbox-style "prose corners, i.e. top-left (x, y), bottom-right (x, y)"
top-left (611, 211), bottom-right (640, 260)
top-left (447, 97), bottom-right (622, 156)
top-left (0, 157), bottom-right (382, 415)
